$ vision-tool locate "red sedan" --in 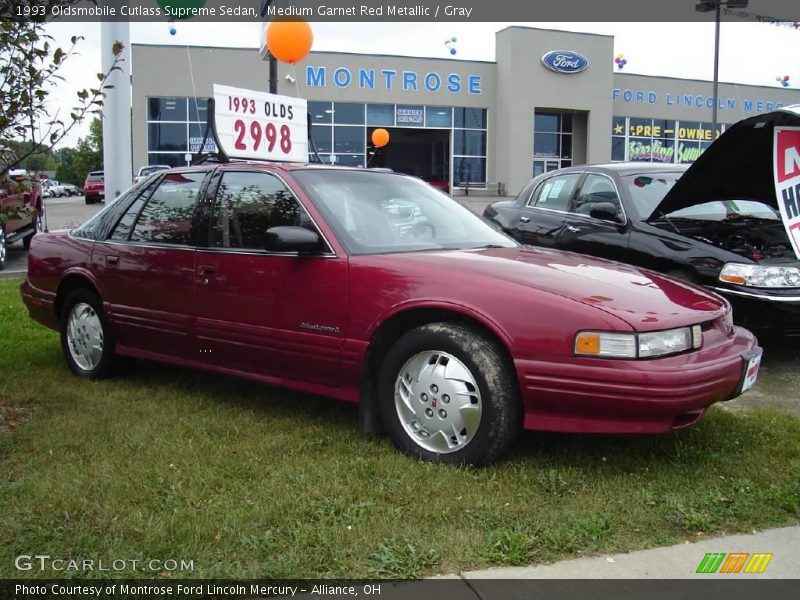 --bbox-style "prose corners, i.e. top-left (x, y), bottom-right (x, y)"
top-left (21, 164), bottom-right (760, 465)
